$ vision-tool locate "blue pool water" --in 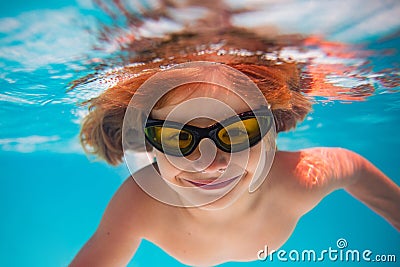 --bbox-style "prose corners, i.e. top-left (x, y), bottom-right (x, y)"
top-left (1, 0), bottom-right (399, 266)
